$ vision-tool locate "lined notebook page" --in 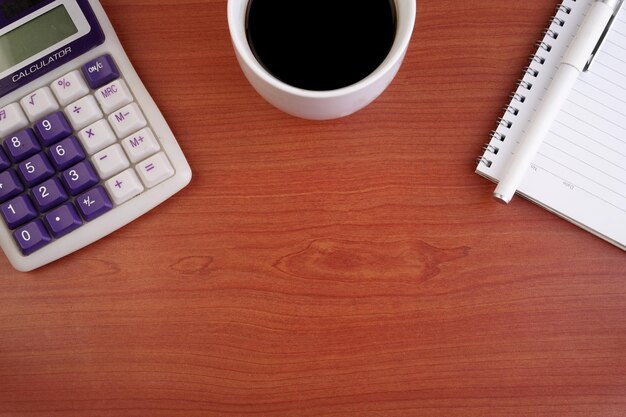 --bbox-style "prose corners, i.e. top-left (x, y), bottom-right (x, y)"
top-left (477, 0), bottom-right (626, 250)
